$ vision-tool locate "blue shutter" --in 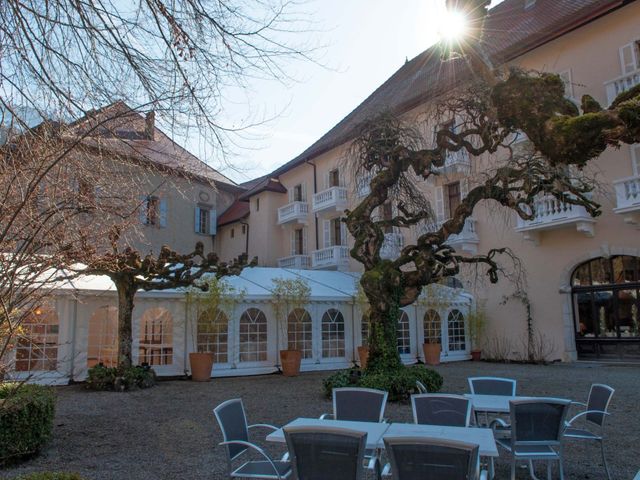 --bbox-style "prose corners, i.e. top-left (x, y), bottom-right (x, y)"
top-left (159, 198), bottom-right (168, 227)
top-left (209, 209), bottom-right (217, 235)
top-left (194, 206), bottom-right (201, 233)
top-left (139, 195), bottom-right (148, 224)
